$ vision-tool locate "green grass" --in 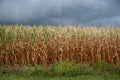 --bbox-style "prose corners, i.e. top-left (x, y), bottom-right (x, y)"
top-left (0, 61), bottom-right (120, 80)
top-left (0, 75), bottom-right (120, 80)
